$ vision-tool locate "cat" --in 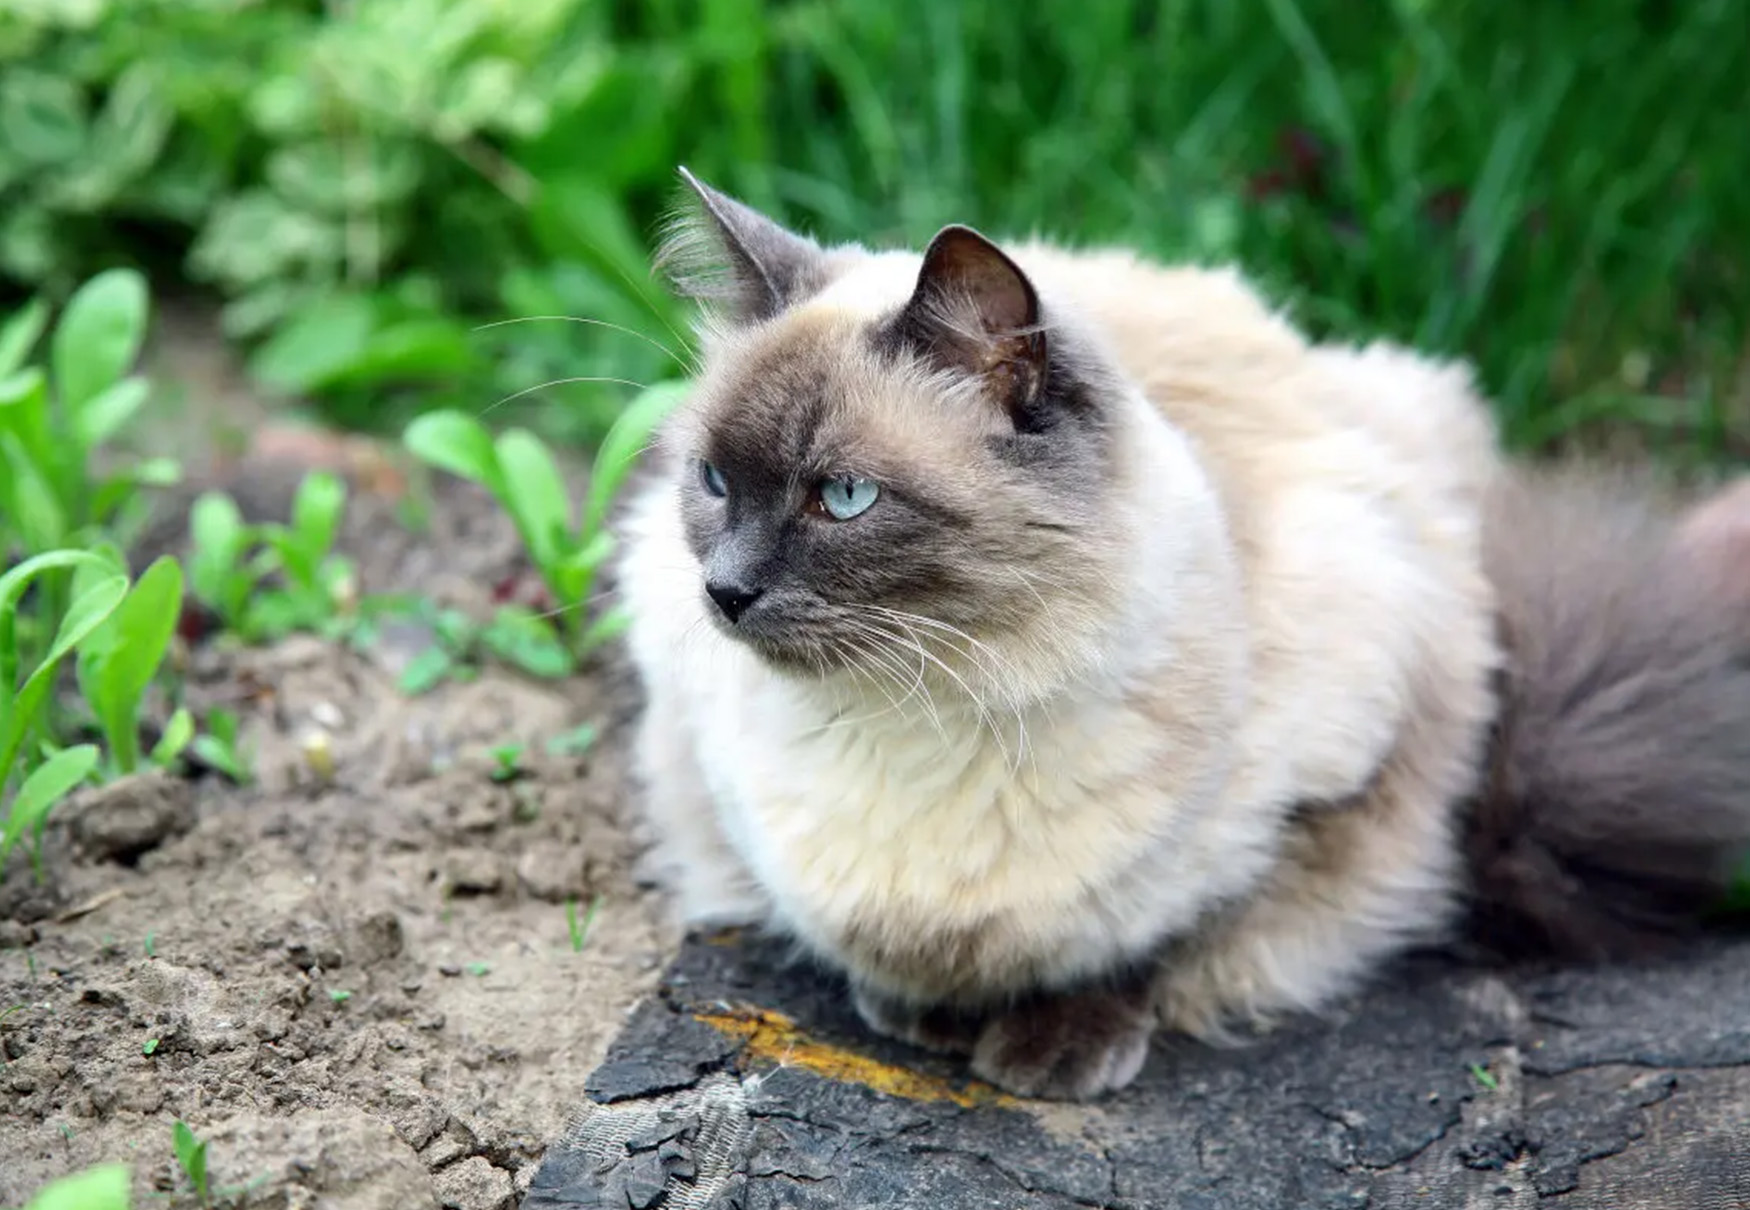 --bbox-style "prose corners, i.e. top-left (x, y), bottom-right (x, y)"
top-left (613, 167), bottom-right (1750, 1101)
